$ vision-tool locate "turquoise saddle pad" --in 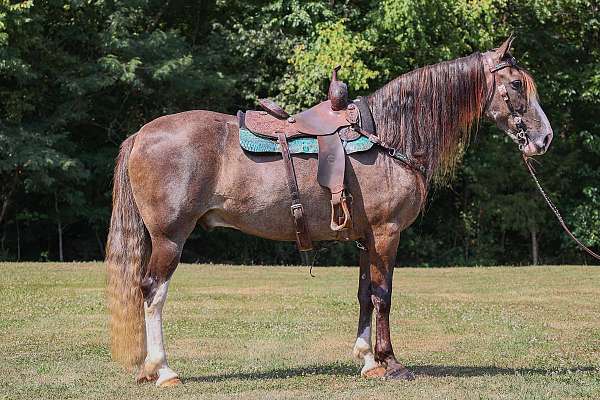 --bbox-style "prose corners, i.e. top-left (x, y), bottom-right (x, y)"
top-left (239, 128), bottom-right (374, 154)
